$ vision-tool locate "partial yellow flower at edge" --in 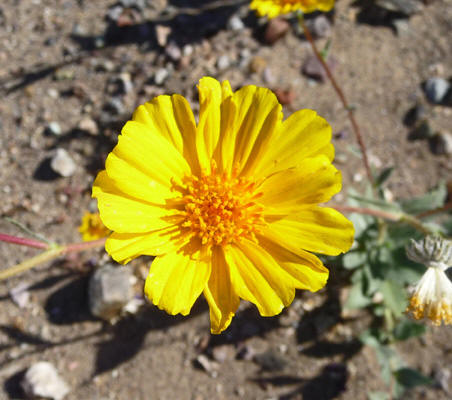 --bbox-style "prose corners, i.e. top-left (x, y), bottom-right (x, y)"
top-left (78, 211), bottom-right (110, 241)
top-left (93, 76), bottom-right (354, 334)
top-left (250, 0), bottom-right (334, 18)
